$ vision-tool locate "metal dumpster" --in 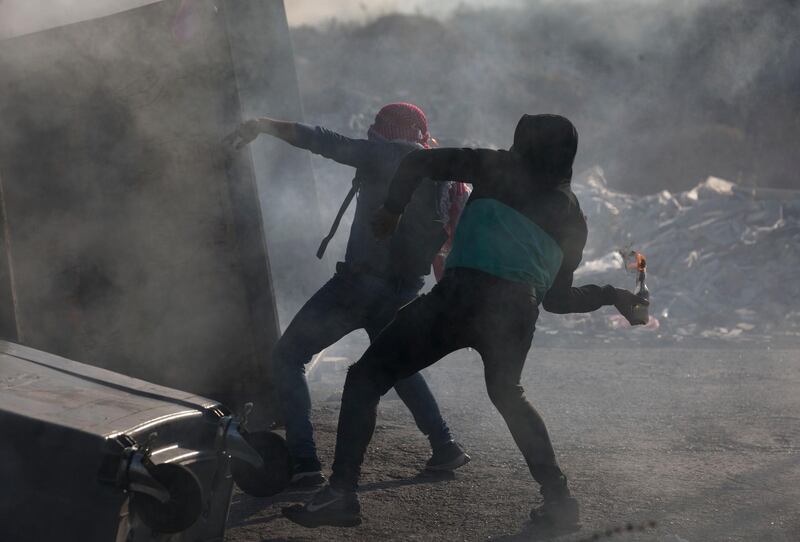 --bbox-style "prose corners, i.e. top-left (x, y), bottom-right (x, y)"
top-left (0, 339), bottom-right (291, 542)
